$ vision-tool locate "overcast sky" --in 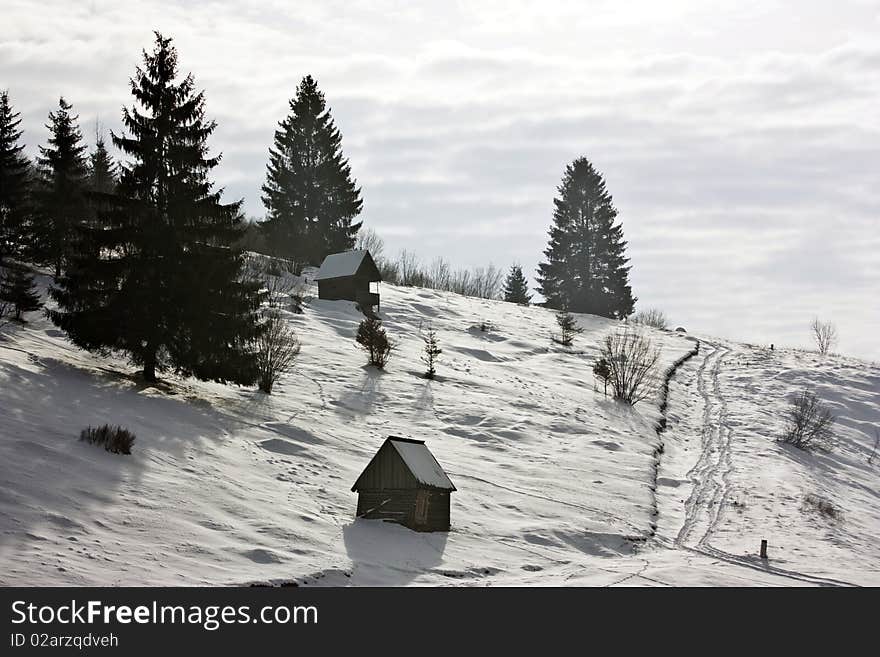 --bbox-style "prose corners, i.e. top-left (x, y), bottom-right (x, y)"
top-left (3, 0), bottom-right (879, 358)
